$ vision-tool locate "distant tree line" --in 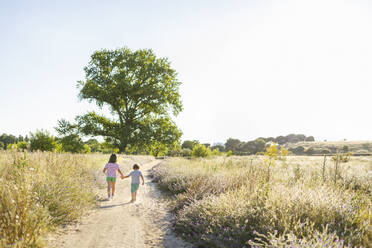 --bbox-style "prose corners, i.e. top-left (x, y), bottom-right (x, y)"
top-left (0, 131), bottom-right (120, 154)
top-left (0, 133), bottom-right (29, 150)
top-left (0, 129), bottom-right (179, 156)
top-left (181, 134), bottom-right (315, 155)
top-left (287, 144), bottom-right (356, 156)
